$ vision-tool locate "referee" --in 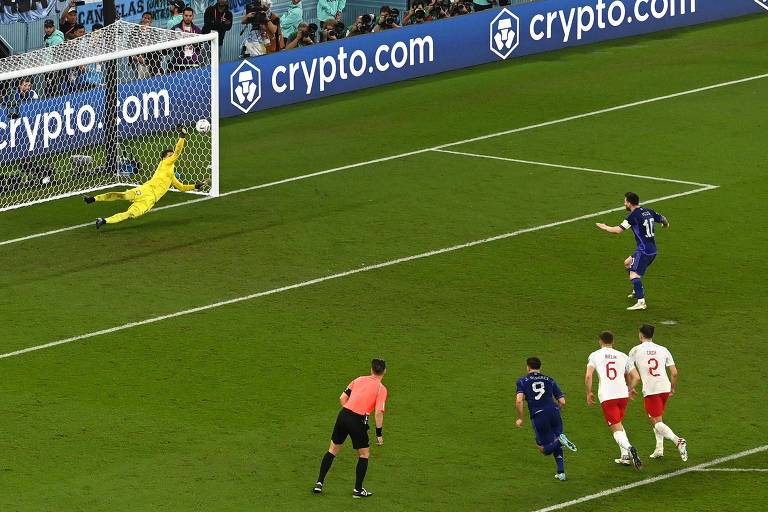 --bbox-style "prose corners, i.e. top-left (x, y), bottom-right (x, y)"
top-left (313, 358), bottom-right (388, 498)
